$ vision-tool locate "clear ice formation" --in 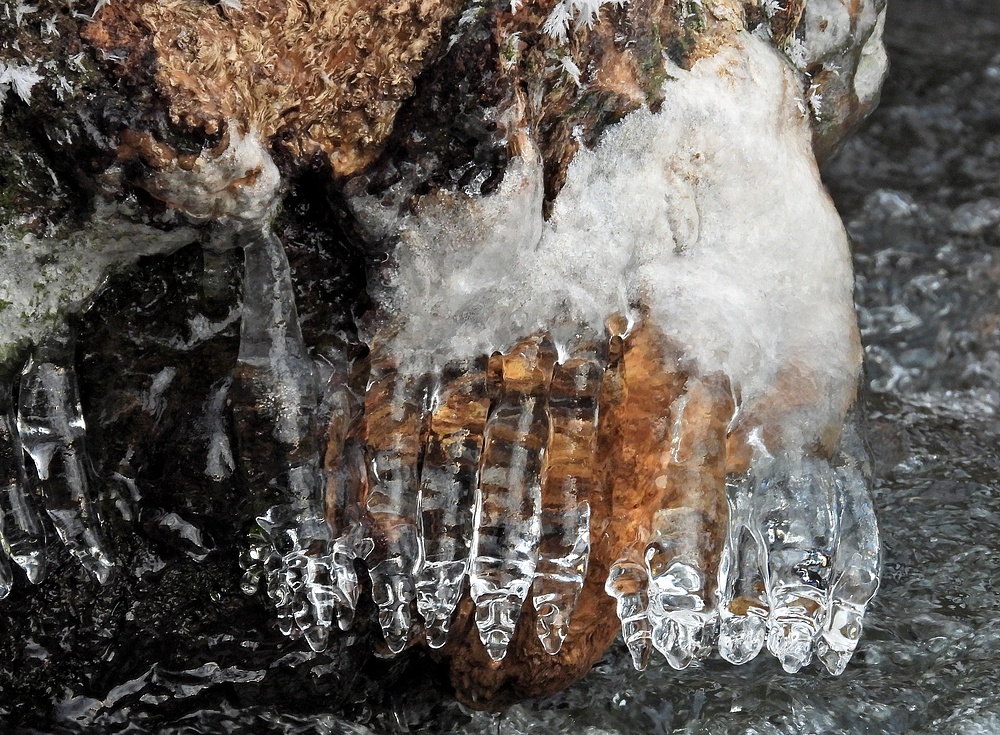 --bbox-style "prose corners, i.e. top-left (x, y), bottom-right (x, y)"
top-left (532, 343), bottom-right (601, 655)
top-left (363, 363), bottom-right (425, 654)
top-left (232, 228), bottom-right (342, 651)
top-left (415, 358), bottom-right (488, 649)
top-left (715, 450), bottom-right (881, 676)
top-left (0, 380), bottom-right (46, 586)
top-left (606, 545), bottom-right (654, 671)
top-left (469, 336), bottom-right (552, 661)
top-left (818, 463), bottom-right (881, 675)
top-left (17, 323), bottom-right (116, 585)
top-left (0, 234), bottom-right (881, 674)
